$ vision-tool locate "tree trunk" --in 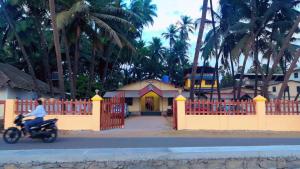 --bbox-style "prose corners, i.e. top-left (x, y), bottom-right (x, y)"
top-left (49, 0), bottom-right (65, 97)
top-left (277, 51), bottom-right (300, 99)
top-left (285, 59), bottom-right (291, 100)
top-left (34, 17), bottom-right (54, 97)
top-left (73, 26), bottom-right (81, 93)
top-left (190, 0), bottom-right (208, 100)
top-left (197, 59), bottom-right (207, 99)
top-left (237, 54), bottom-right (249, 100)
top-left (102, 44), bottom-right (114, 83)
top-left (87, 47), bottom-right (96, 97)
top-left (229, 52), bottom-right (236, 100)
top-left (265, 15), bottom-right (300, 85)
top-left (209, 0), bottom-right (221, 102)
top-left (260, 51), bottom-right (272, 97)
top-left (0, 0), bottom-right (41, 97)
top-left (62, 28), bottom-right (76, 99)
top-left (209, 50), bottom-right (222, 101)
top-left (254, 38), bottom-right (259, 96)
